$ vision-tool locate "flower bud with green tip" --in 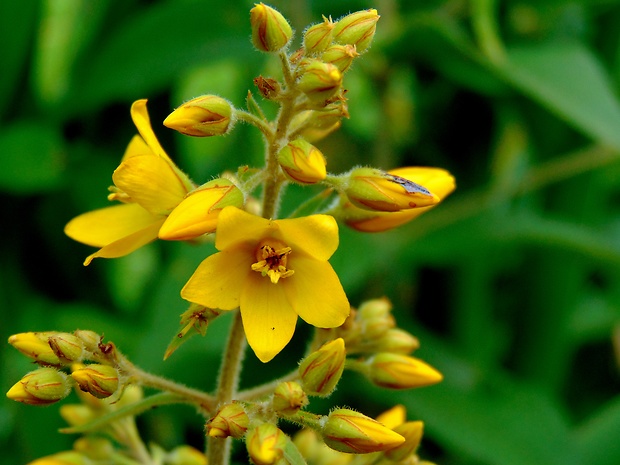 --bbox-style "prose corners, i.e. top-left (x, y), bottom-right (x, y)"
top-left (299, 338), bottom-right (345, 397)
top-left (7, 368), bottom-right (72, 406)
top-left (48, 333), bottom-right (85, 364)
top-left (297, 59), bottom-right (343, 104)
top-left (322, 44), bottom-right (358, 73)
top-left (164, 95), bottom-right (233, 137)
top-left (277, 139), bottom-right (327, 184)
top-left (333, 9), bottom-right (380, 53)
top-left (303, 17), bottom-right (334, 54)
top-left (250, 3), bottom-right (293, 53)
top-left (71, 364), bottom-right (119, 399)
